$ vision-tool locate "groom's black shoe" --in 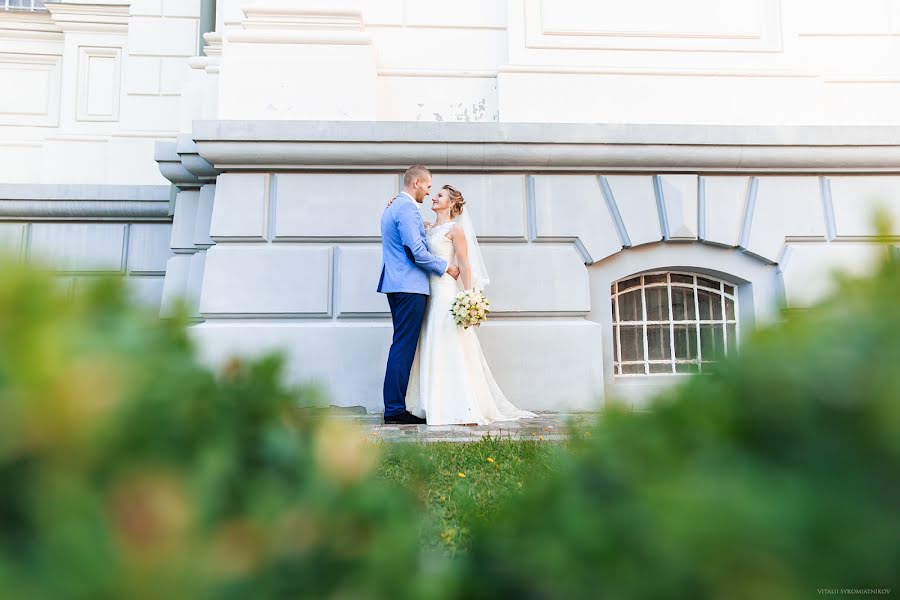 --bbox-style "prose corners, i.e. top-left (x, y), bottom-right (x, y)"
top-left (384, 411), bottom-right (426, 425)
